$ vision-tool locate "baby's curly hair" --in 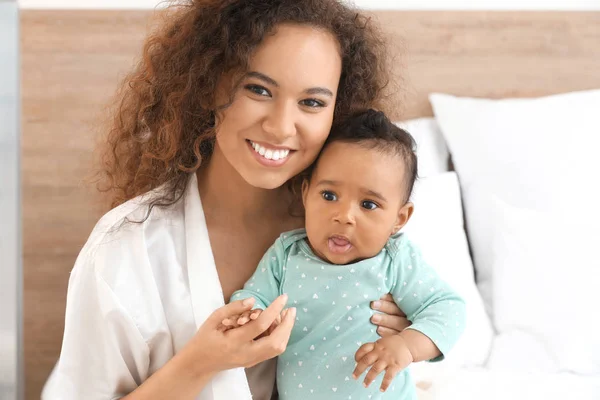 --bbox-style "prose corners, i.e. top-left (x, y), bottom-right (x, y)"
top-left (96, 0), bottom-right (397, 210)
